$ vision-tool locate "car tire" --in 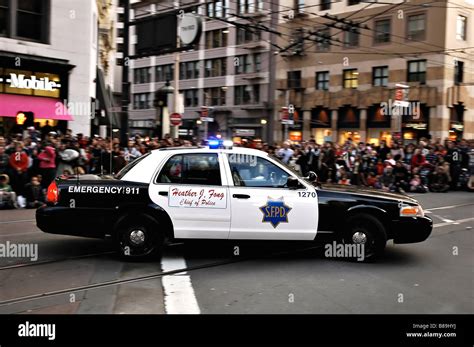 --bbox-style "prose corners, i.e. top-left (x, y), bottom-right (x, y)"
top-left (115, 214), bottom-right (164, 261)
top-left (343, 213), bottom-right (387, 262)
